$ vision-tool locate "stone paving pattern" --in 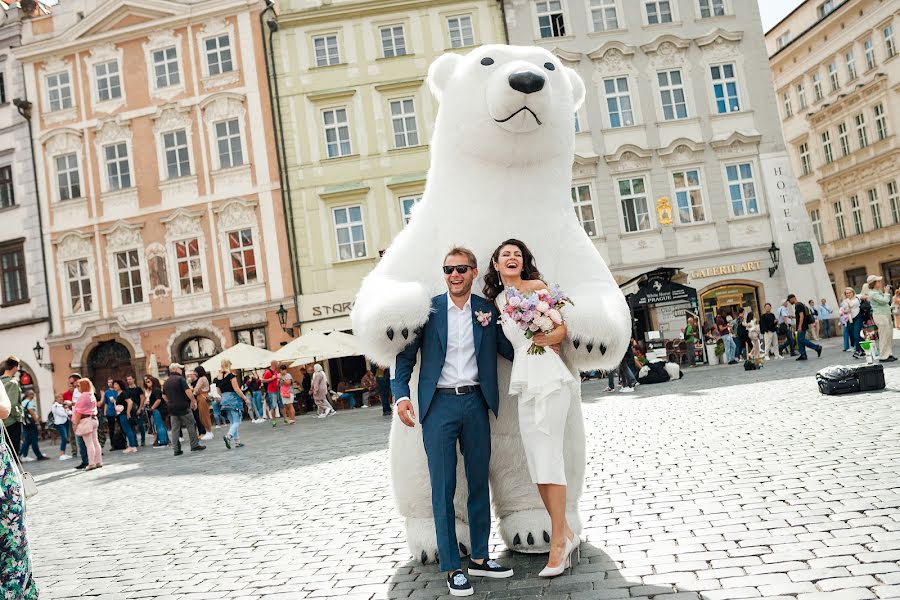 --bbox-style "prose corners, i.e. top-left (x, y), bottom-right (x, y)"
top-left (24, 342), bottom-right (900, 600)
